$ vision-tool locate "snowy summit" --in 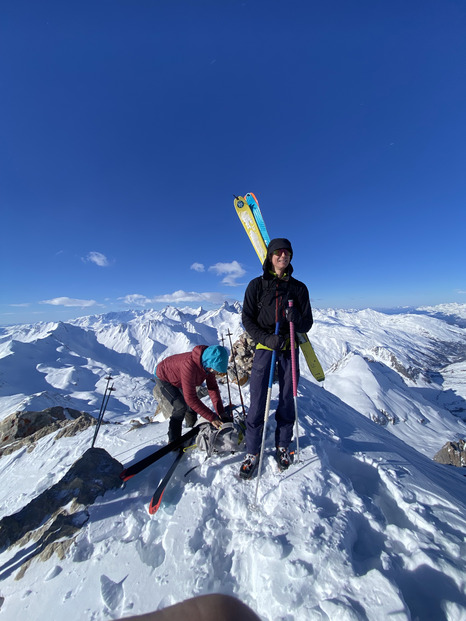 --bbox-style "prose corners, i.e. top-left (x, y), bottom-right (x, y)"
top-left (0, 303), bottom-right (465, 620)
